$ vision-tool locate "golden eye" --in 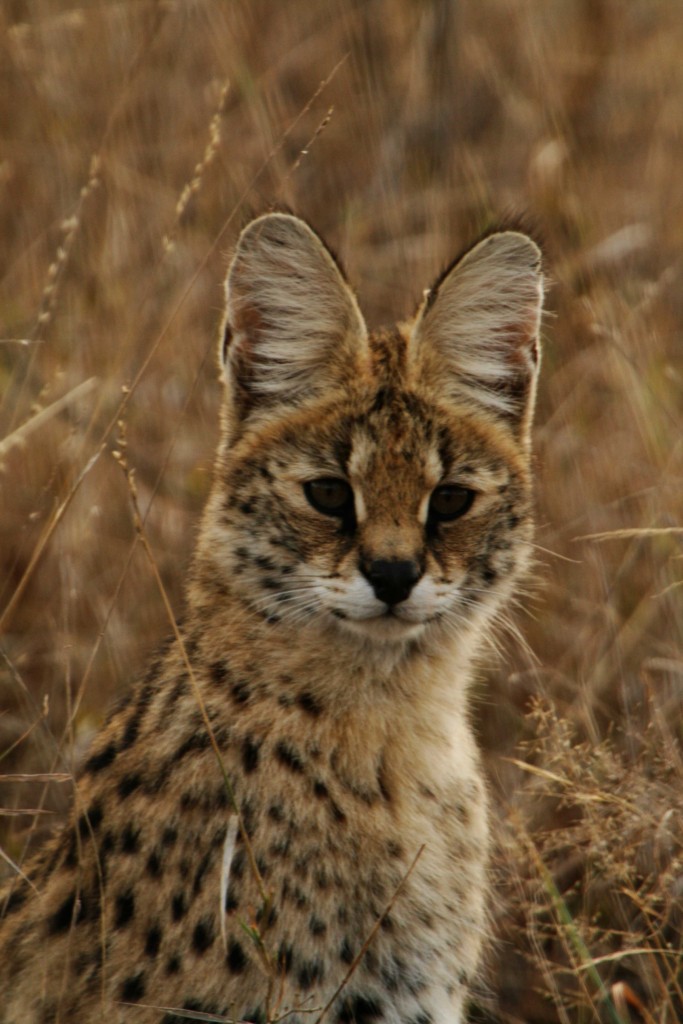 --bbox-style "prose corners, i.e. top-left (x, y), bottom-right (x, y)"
top-left (429, 484), bottom-right (475, 522)
top-left (304, 478), bottom-right (354, 517)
